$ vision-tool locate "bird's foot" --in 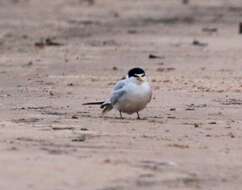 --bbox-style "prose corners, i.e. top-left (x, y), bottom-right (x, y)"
top-left (136, 112), bottom-right (141, 120)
